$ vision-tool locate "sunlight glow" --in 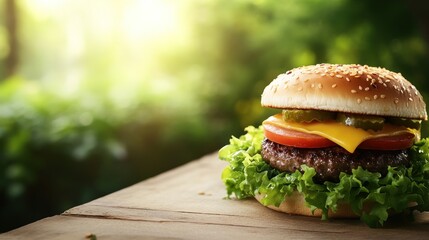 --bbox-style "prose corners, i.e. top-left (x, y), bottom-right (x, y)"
top-left (22, 0), bottom-right (68, 19)
top-left (20, 0), bottom-right (187, 90)
top-left (123, 0), bottom-right (181, 43)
